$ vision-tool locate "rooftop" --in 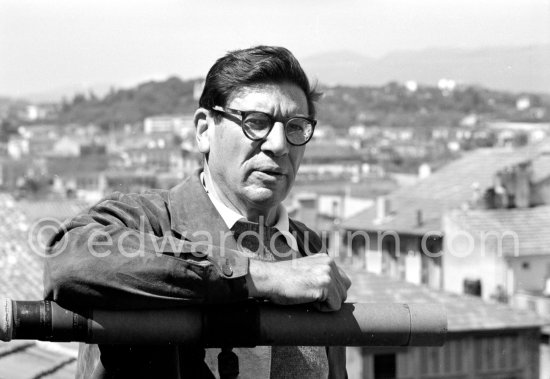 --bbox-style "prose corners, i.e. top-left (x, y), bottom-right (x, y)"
top-left (0, 341), bottom-right (77, 379)
top-left (445, 205), bottom-right (550, 257)
top-left (532, 152), bottom-right (550, 183)
top-left (346, 267), bottom-right (549, 332)
top-left (17, 199), bottom-right (90, 223)
top-left (46, 155), bottom-right (110, 175)
top-left (0, 194), bottom-right (43, 300)
top-left (342, 197), bottom-right (443, 235)
top-left (0, 193), bottom-right (78, 378)
top-left (342, 141), bottom-right (550, 234)
top-left (302, 141), bottom-right (363, 163)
